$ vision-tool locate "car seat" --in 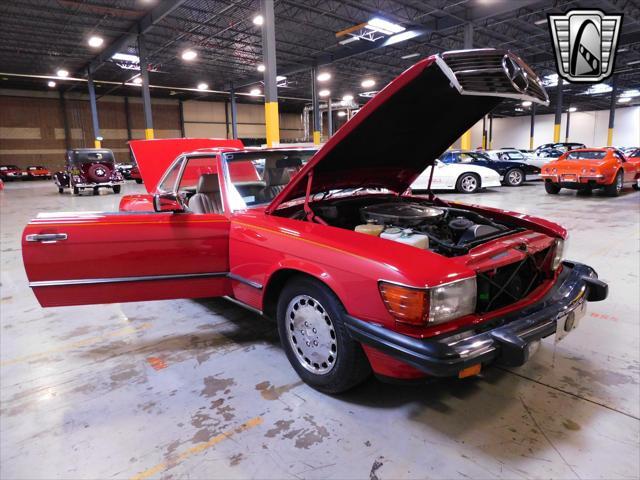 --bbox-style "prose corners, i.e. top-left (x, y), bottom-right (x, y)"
top-left (188, 173), bottom-right (223, 214)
